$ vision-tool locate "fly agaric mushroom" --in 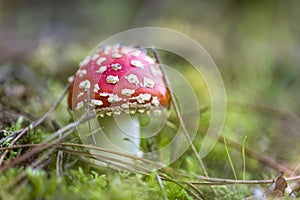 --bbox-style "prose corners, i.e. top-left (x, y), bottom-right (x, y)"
top-left (68, 45), bottom-right (170, 161)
